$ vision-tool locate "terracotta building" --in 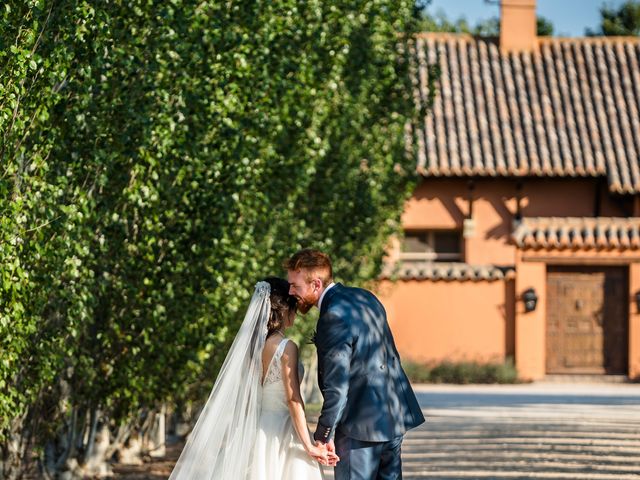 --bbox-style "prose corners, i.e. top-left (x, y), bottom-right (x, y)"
top-left (379, 0), bottom-right (640, 381)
